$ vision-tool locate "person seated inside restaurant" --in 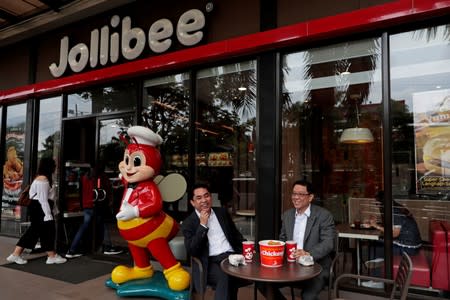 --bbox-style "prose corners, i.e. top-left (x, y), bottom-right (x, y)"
top-left (259, 179), bottom-right (336, 300)
top-left (181, 182), bottom-right (248, 300)
top-left (362, 190), bottom-right (422, 289)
